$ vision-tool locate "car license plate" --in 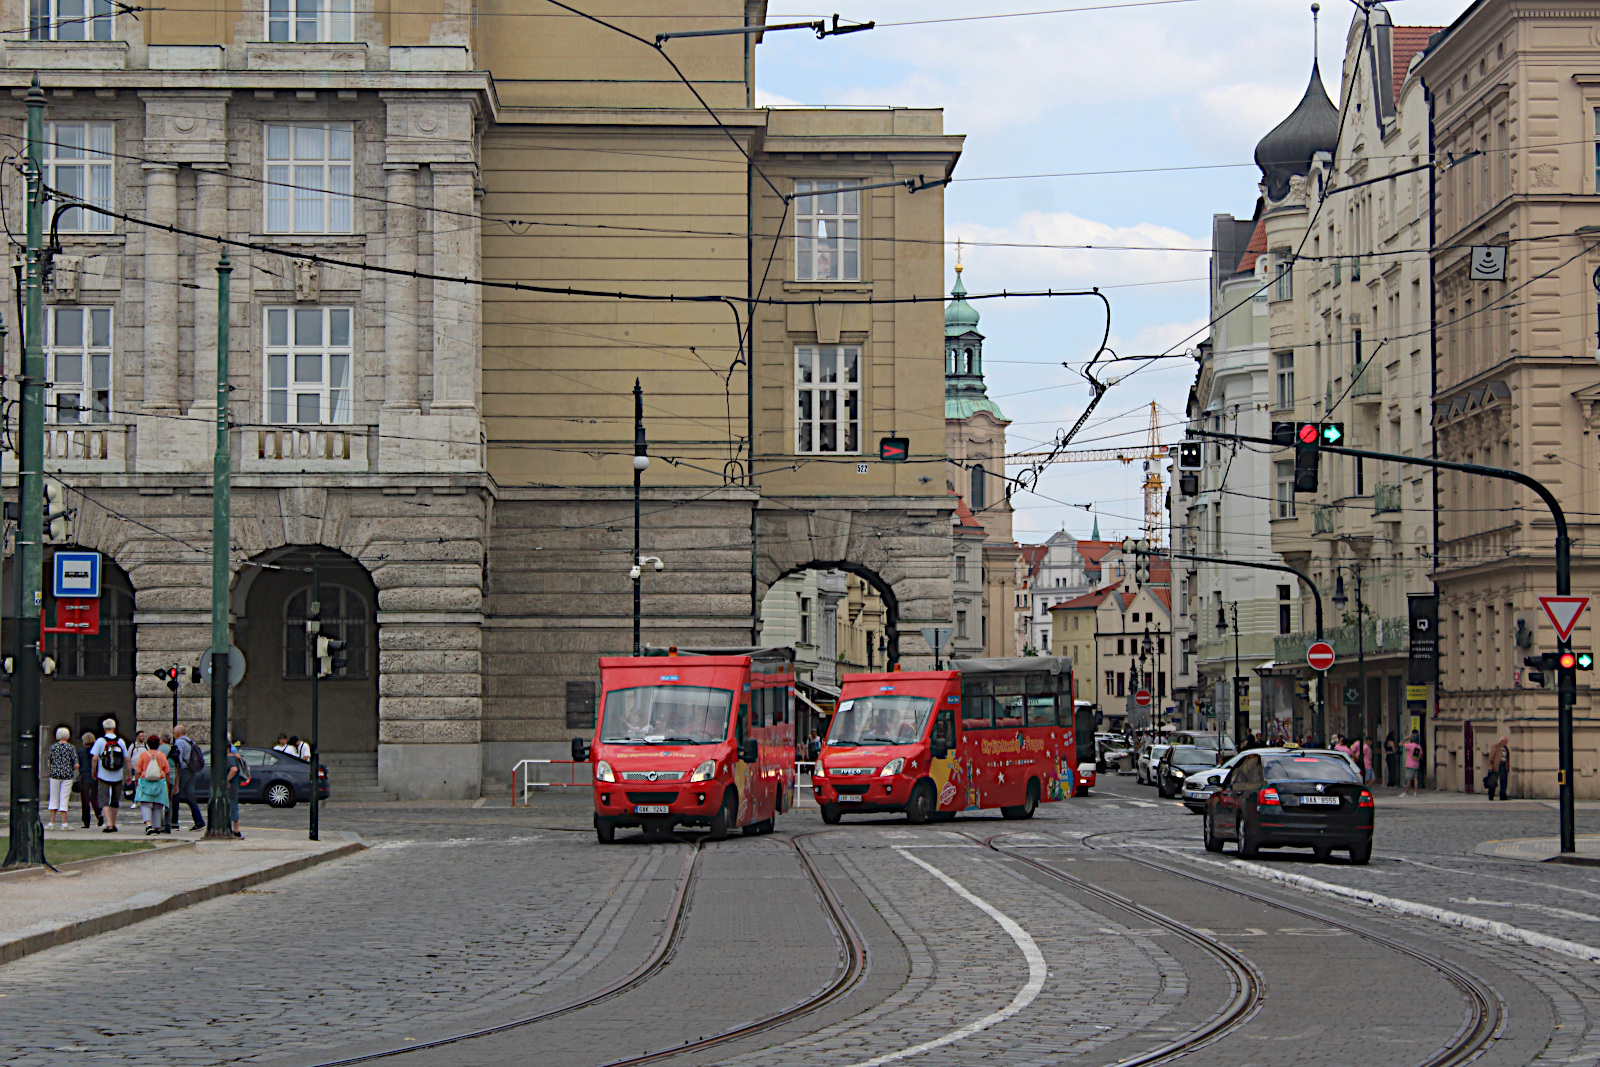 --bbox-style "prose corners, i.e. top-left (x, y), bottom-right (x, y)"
top-left (837, 795), bottom-right (862, 803)
top-left (634, 805), bottom-right (670, 814)
top-left (1299, 795), bottom-right (1340, 805)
